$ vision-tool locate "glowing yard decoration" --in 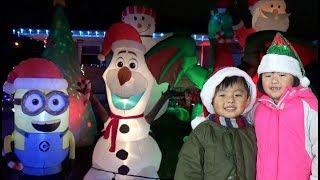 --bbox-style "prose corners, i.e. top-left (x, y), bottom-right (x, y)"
top-left (251, 0), bottom-right (290, 32)
top-left (121, 2), bottom-right (164, 52)
top-left (85, 22), bottom-right (161, 180)
top-left (2, 58), bottom-right (75, 176)
top-left (42, 3), bottom-right (97, 147)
